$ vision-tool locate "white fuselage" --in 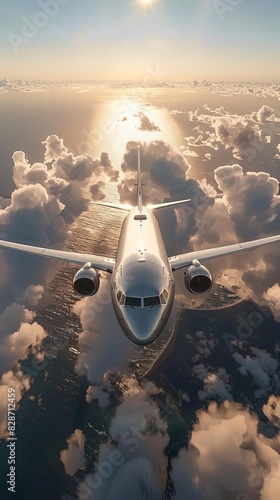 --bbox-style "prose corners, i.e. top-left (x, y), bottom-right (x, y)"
top-left (111, 207), bottom-right (175, 345)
